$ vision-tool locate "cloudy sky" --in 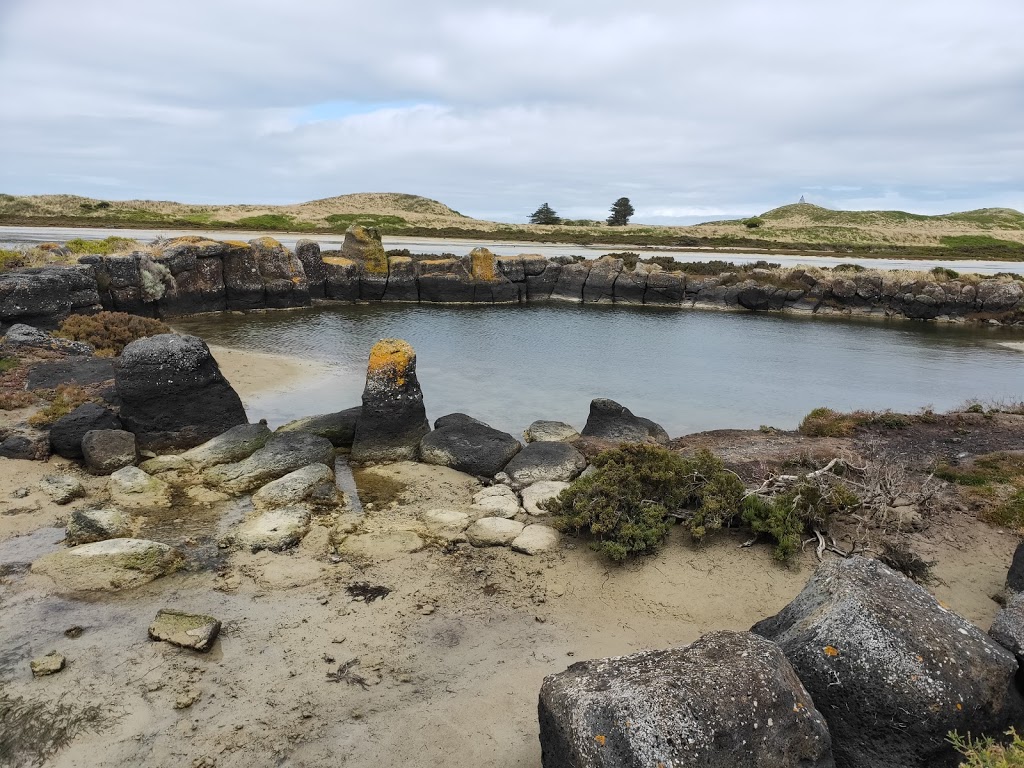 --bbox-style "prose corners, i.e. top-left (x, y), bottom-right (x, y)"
top-left (1, 1), bottom-right (1022, 224)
